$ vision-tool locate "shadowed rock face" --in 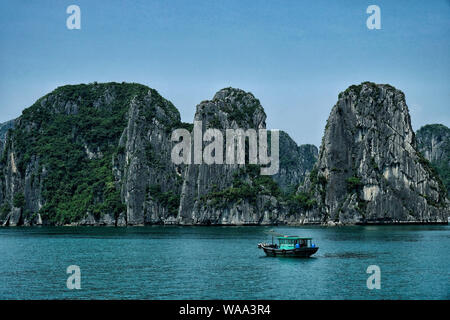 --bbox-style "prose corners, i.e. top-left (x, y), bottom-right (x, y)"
top-left (302, 82), bottom-right (449, 223)
top-left (0, 120), bottom-right (15, 155)
top-left (273, 132), bottom-right (318, 193)
top-left (416, 124), bottom-right (450, 197)
top-left (416, 124), bottom-right (450, 163)
top-left (0, 120), bottom-right (15, 143)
